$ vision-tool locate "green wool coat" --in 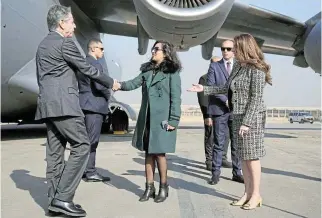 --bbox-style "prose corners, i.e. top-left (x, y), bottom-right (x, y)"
top-left (121, 70), bottom-right (181, 154)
